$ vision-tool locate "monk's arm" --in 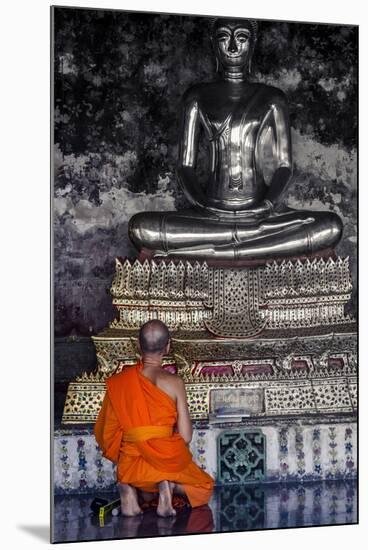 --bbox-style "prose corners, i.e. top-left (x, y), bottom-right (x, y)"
top-left (175, 377), bottom-right (193, 445)
top-left (93, 391), bottom-right (123, 463)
